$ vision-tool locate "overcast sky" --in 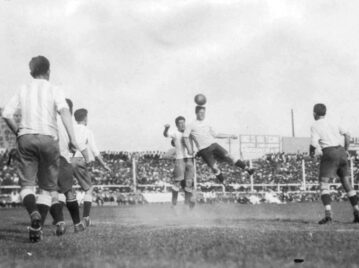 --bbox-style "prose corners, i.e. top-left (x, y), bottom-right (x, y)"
top-left (1, 0), bottom-right (359, 152)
